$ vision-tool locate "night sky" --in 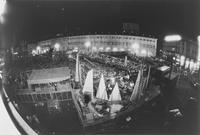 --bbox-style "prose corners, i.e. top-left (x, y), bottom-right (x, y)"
top-left (4, 0), bottom-right (200, 42)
